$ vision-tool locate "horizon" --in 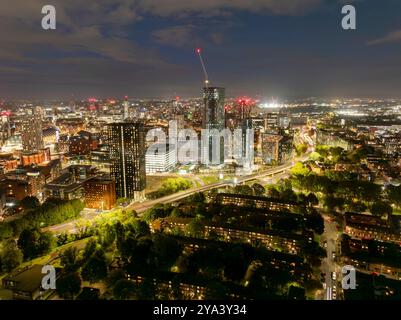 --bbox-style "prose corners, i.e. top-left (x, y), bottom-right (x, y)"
top-left (1, 0), bottom-right (401, 99)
